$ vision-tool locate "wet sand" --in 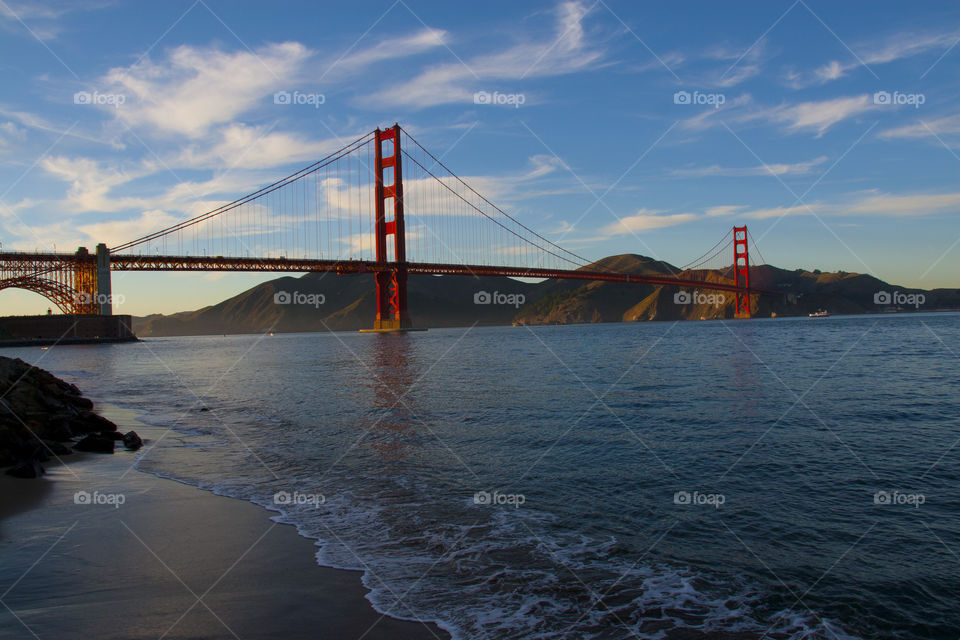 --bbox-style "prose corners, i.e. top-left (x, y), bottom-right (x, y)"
top-left (0, 409), bottom-right (449, 640)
